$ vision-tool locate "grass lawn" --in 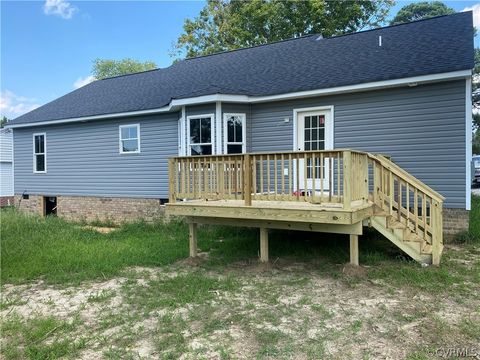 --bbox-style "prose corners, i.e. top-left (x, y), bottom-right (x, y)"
top-left (1, 197), bottom-right (479, 359)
